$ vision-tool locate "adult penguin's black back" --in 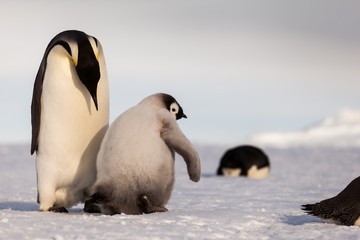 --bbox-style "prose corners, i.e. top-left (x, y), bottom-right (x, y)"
top-left (302, 176), bottom-right (360, 226)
